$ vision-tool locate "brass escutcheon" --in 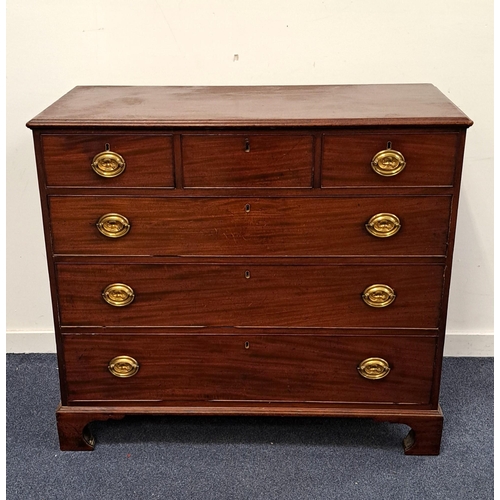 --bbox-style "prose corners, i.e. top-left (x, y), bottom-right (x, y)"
top-left (96, 213), bottom-right (131, 238)
top-left (362, 284), bottom-right (396, 308)
top-left (371, 148), bottom-right (406, 176)
top-left (91, 148), bottom-right (126, 178)
top-left (365, 213), bottom-right (401, 238)
top-left (357, 357), bottom-right (391, 380)
top-left (108, 355), bottom-right (140, 378)
top-left (102, 283), bottom-right (135, 307)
